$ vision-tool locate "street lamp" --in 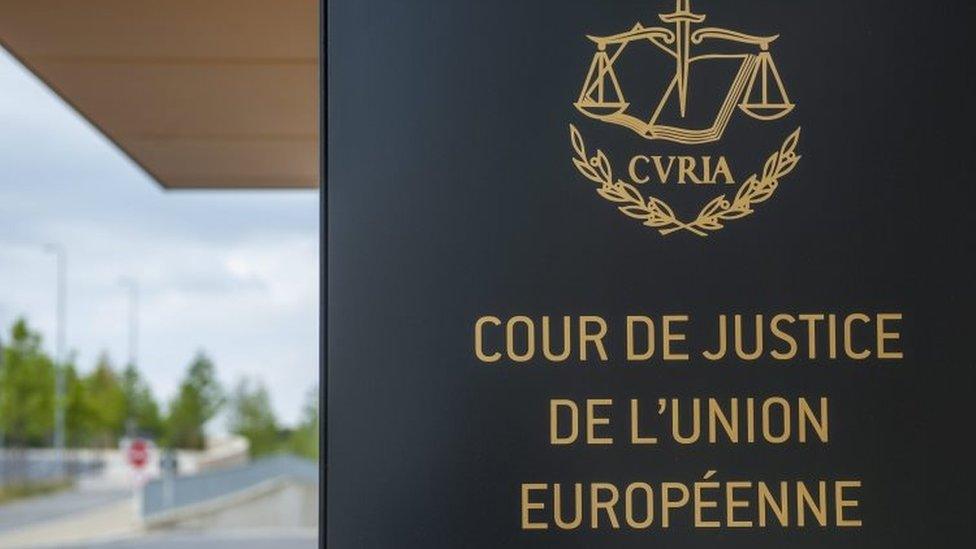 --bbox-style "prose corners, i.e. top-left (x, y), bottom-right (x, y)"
top-left (43, 243), bottom-right (66, 478)
top-left (118, 278), bottom-right (139, 368)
